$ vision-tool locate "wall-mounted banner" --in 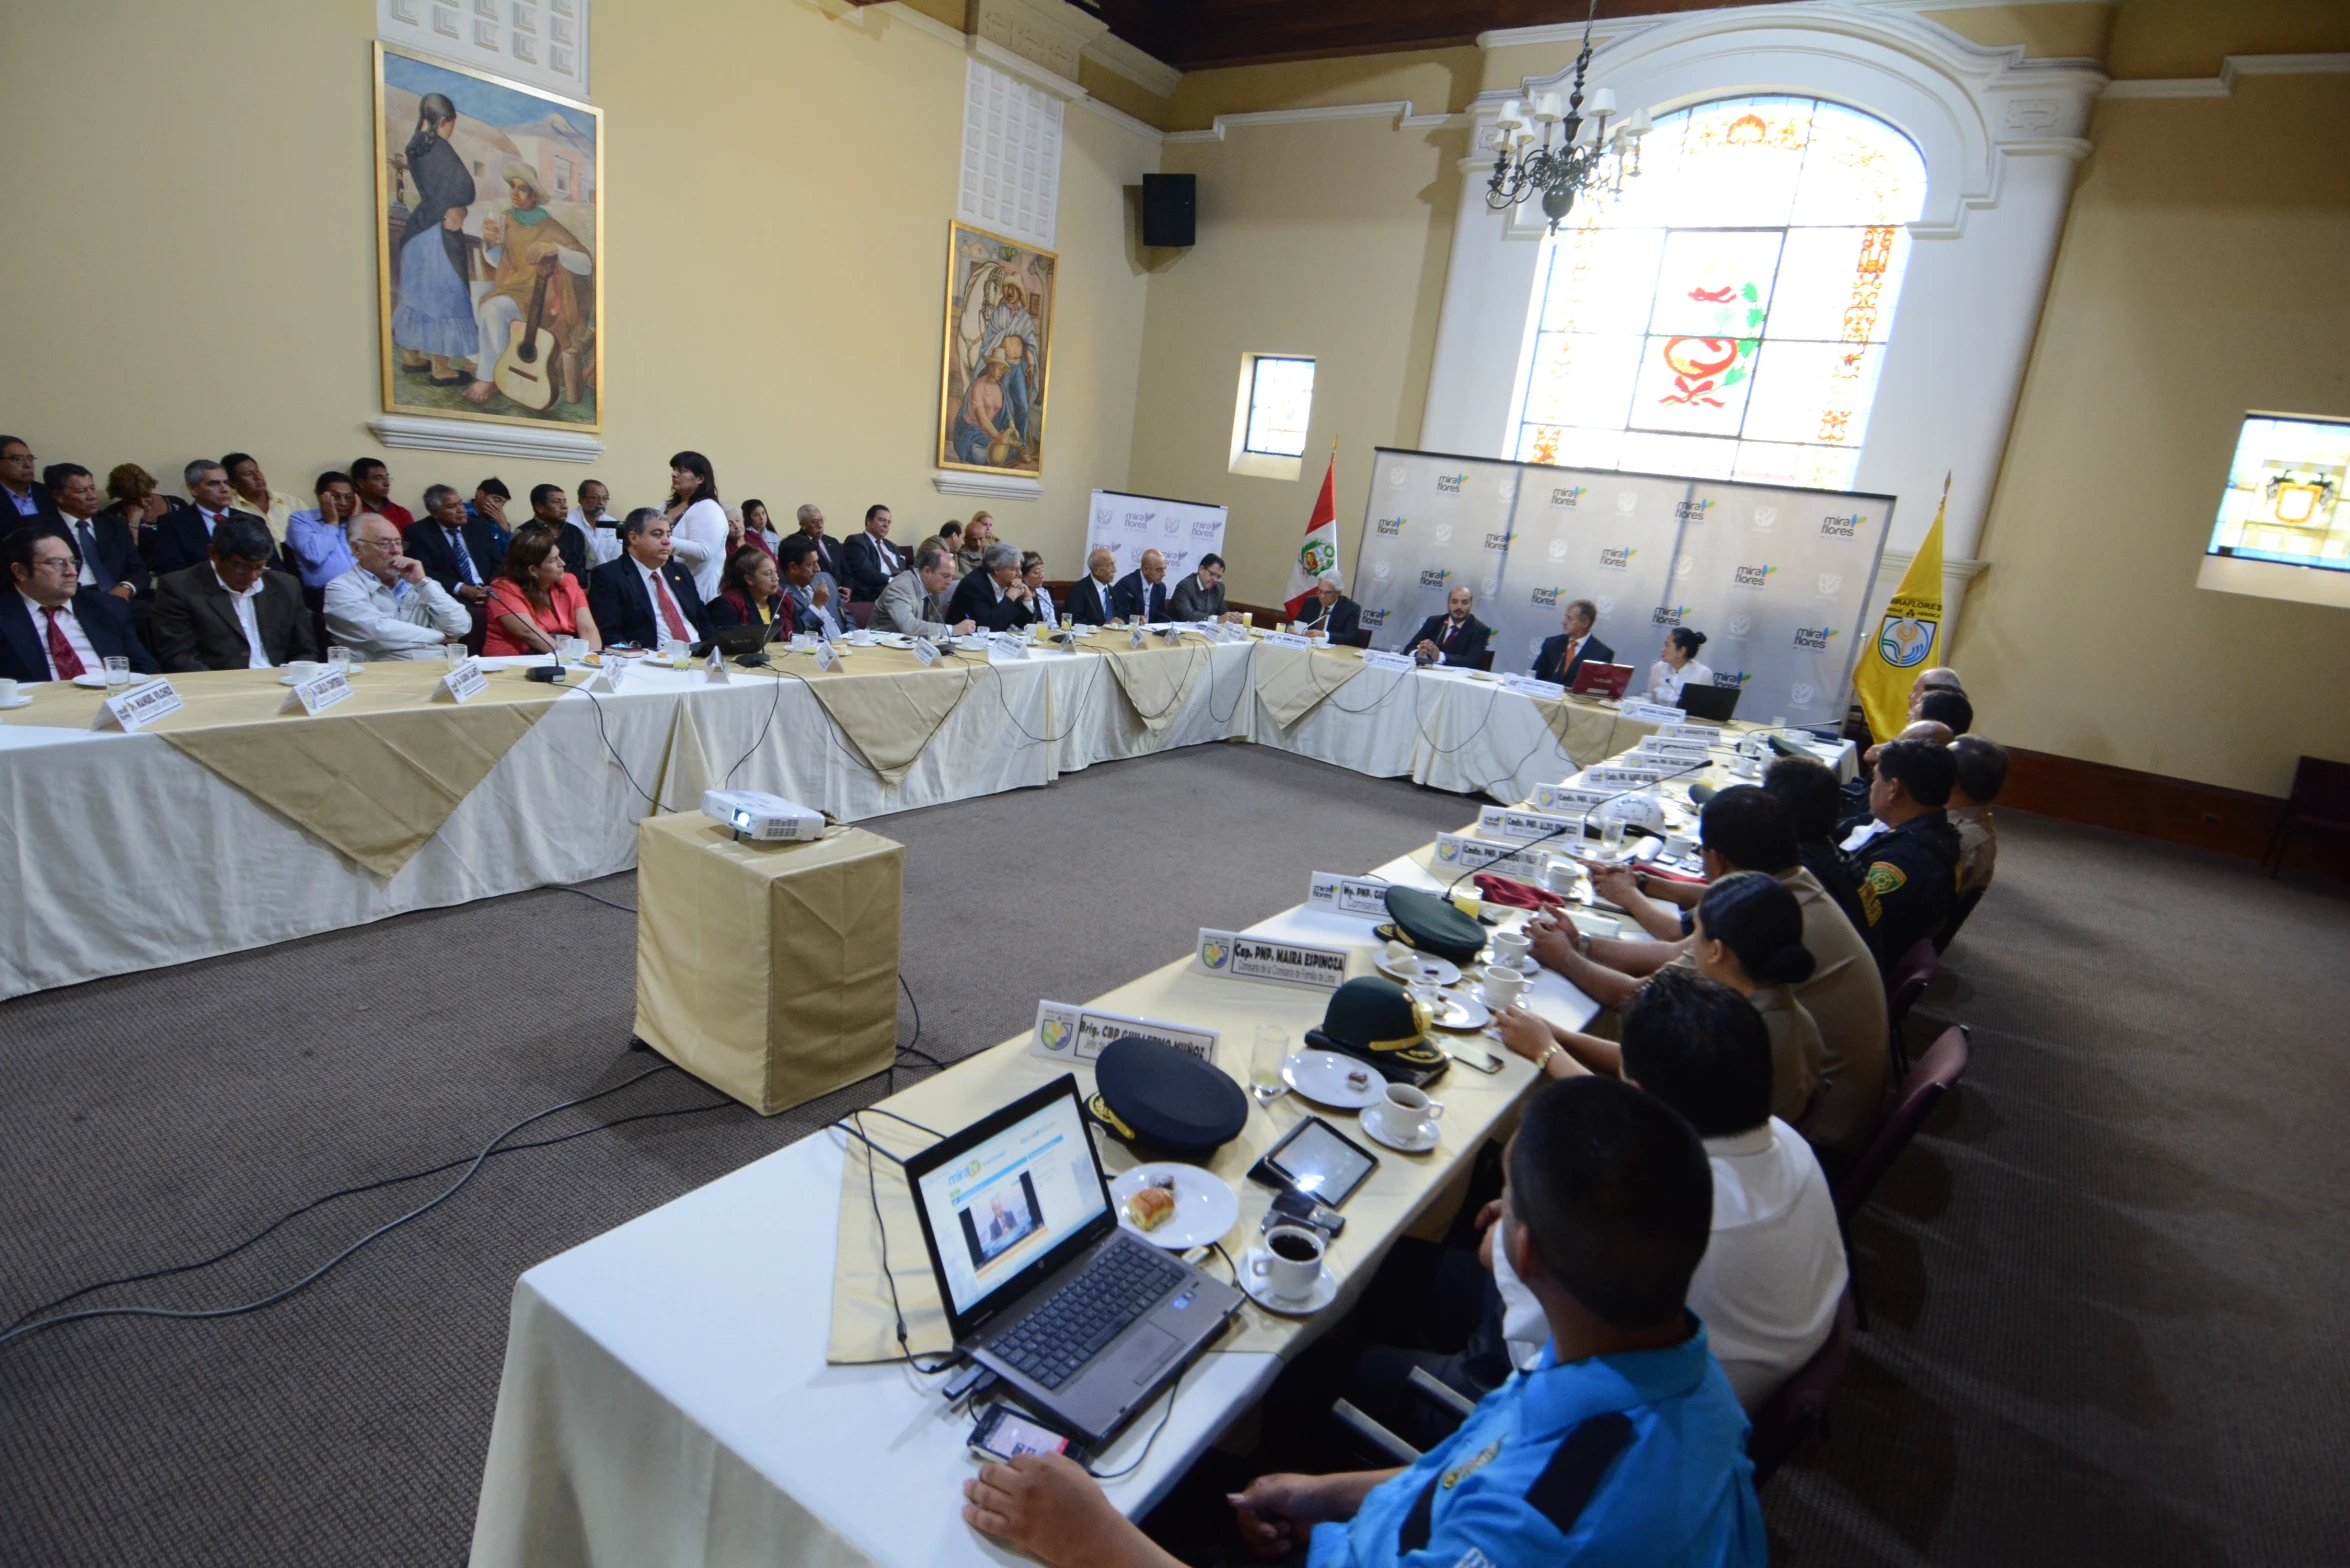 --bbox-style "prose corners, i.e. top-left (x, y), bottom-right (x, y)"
top-left (1031, 1000), bottom-right (1219, 1066)
top-left (1351, 447), bottom-right (1892, 728)
top-left (1087, 489), bottom-right (1228, 583)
